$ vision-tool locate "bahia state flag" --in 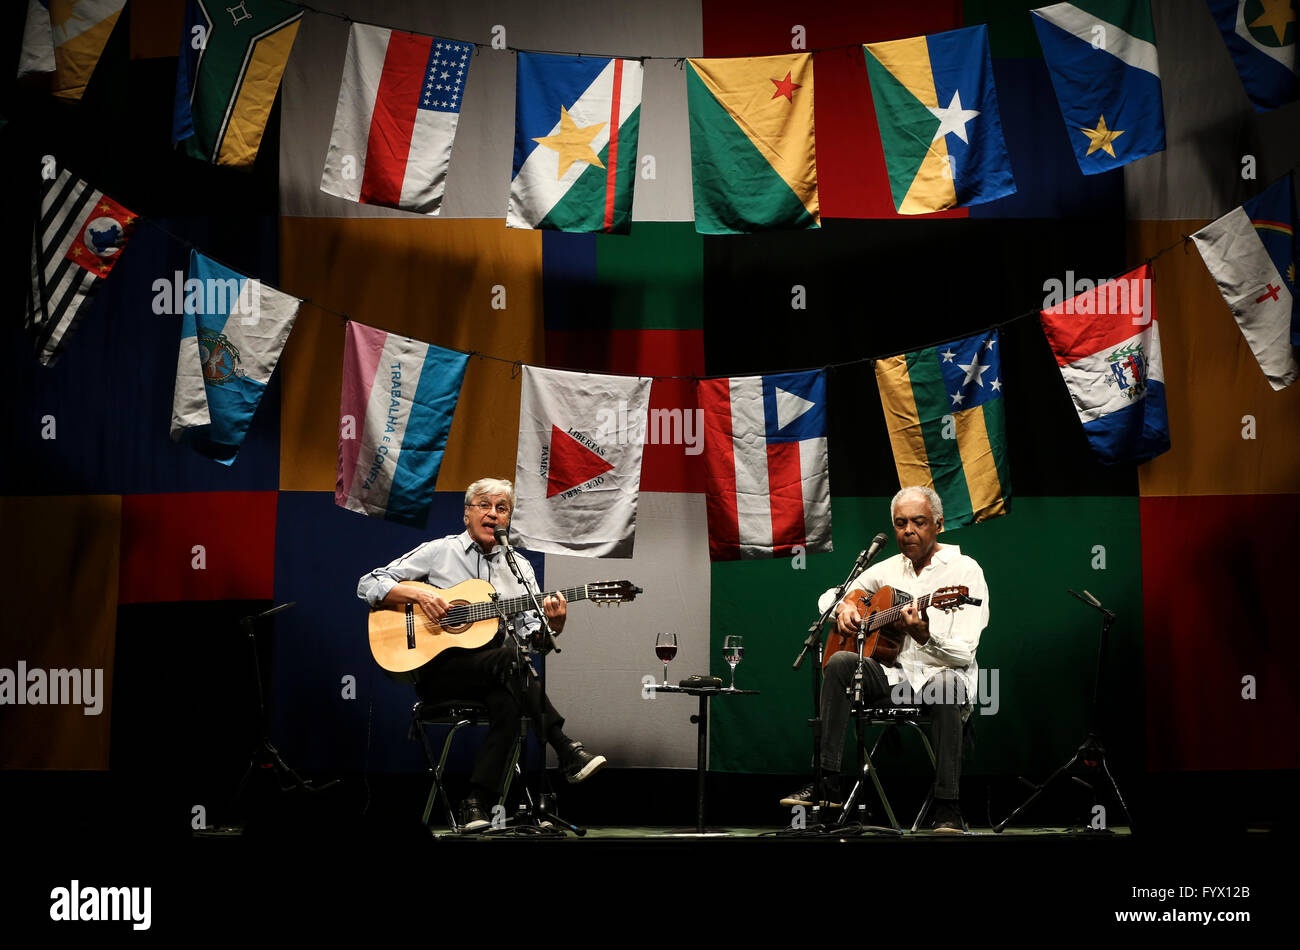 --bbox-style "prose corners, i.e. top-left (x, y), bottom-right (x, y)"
top-left (1031, 1), bottom-right (1166, 174)
top-left (1206, 0), bottom-right (1298, 112)
top-left (685, 53), bottom-right (819, 234)
top-left (875, 330), bottom-right (1011, 529)
top-left (512, 366), bottom-right (651, 558)
top-left (1040, 263), bottom-right (1170, 465)
top-left (172, 0), bottom-right (302, 167)
top-left (863, 24), bottom-right (1015, 214)
top-left (17, 0), bottom-right (125, 100)
top-left (320, 25), bottom-right (473, 215)
top-left (170, 250), bottom-right (301, 464)
top-left (337, 322), bottom-right (469, 527)
top-left (507, 52), bottom-right (643, 233)
top-left (1191, 173), bottom-right (1299, 390)
top-left (27, 165), bottom-right (136, 366)
top-left (698, 370), bottom-right (831, 561)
